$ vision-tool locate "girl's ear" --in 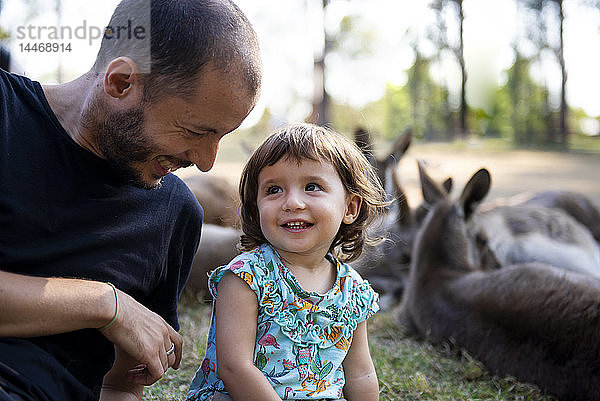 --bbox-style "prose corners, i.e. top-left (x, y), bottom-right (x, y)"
top-left (343, 194), bottom-right (362, 224)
